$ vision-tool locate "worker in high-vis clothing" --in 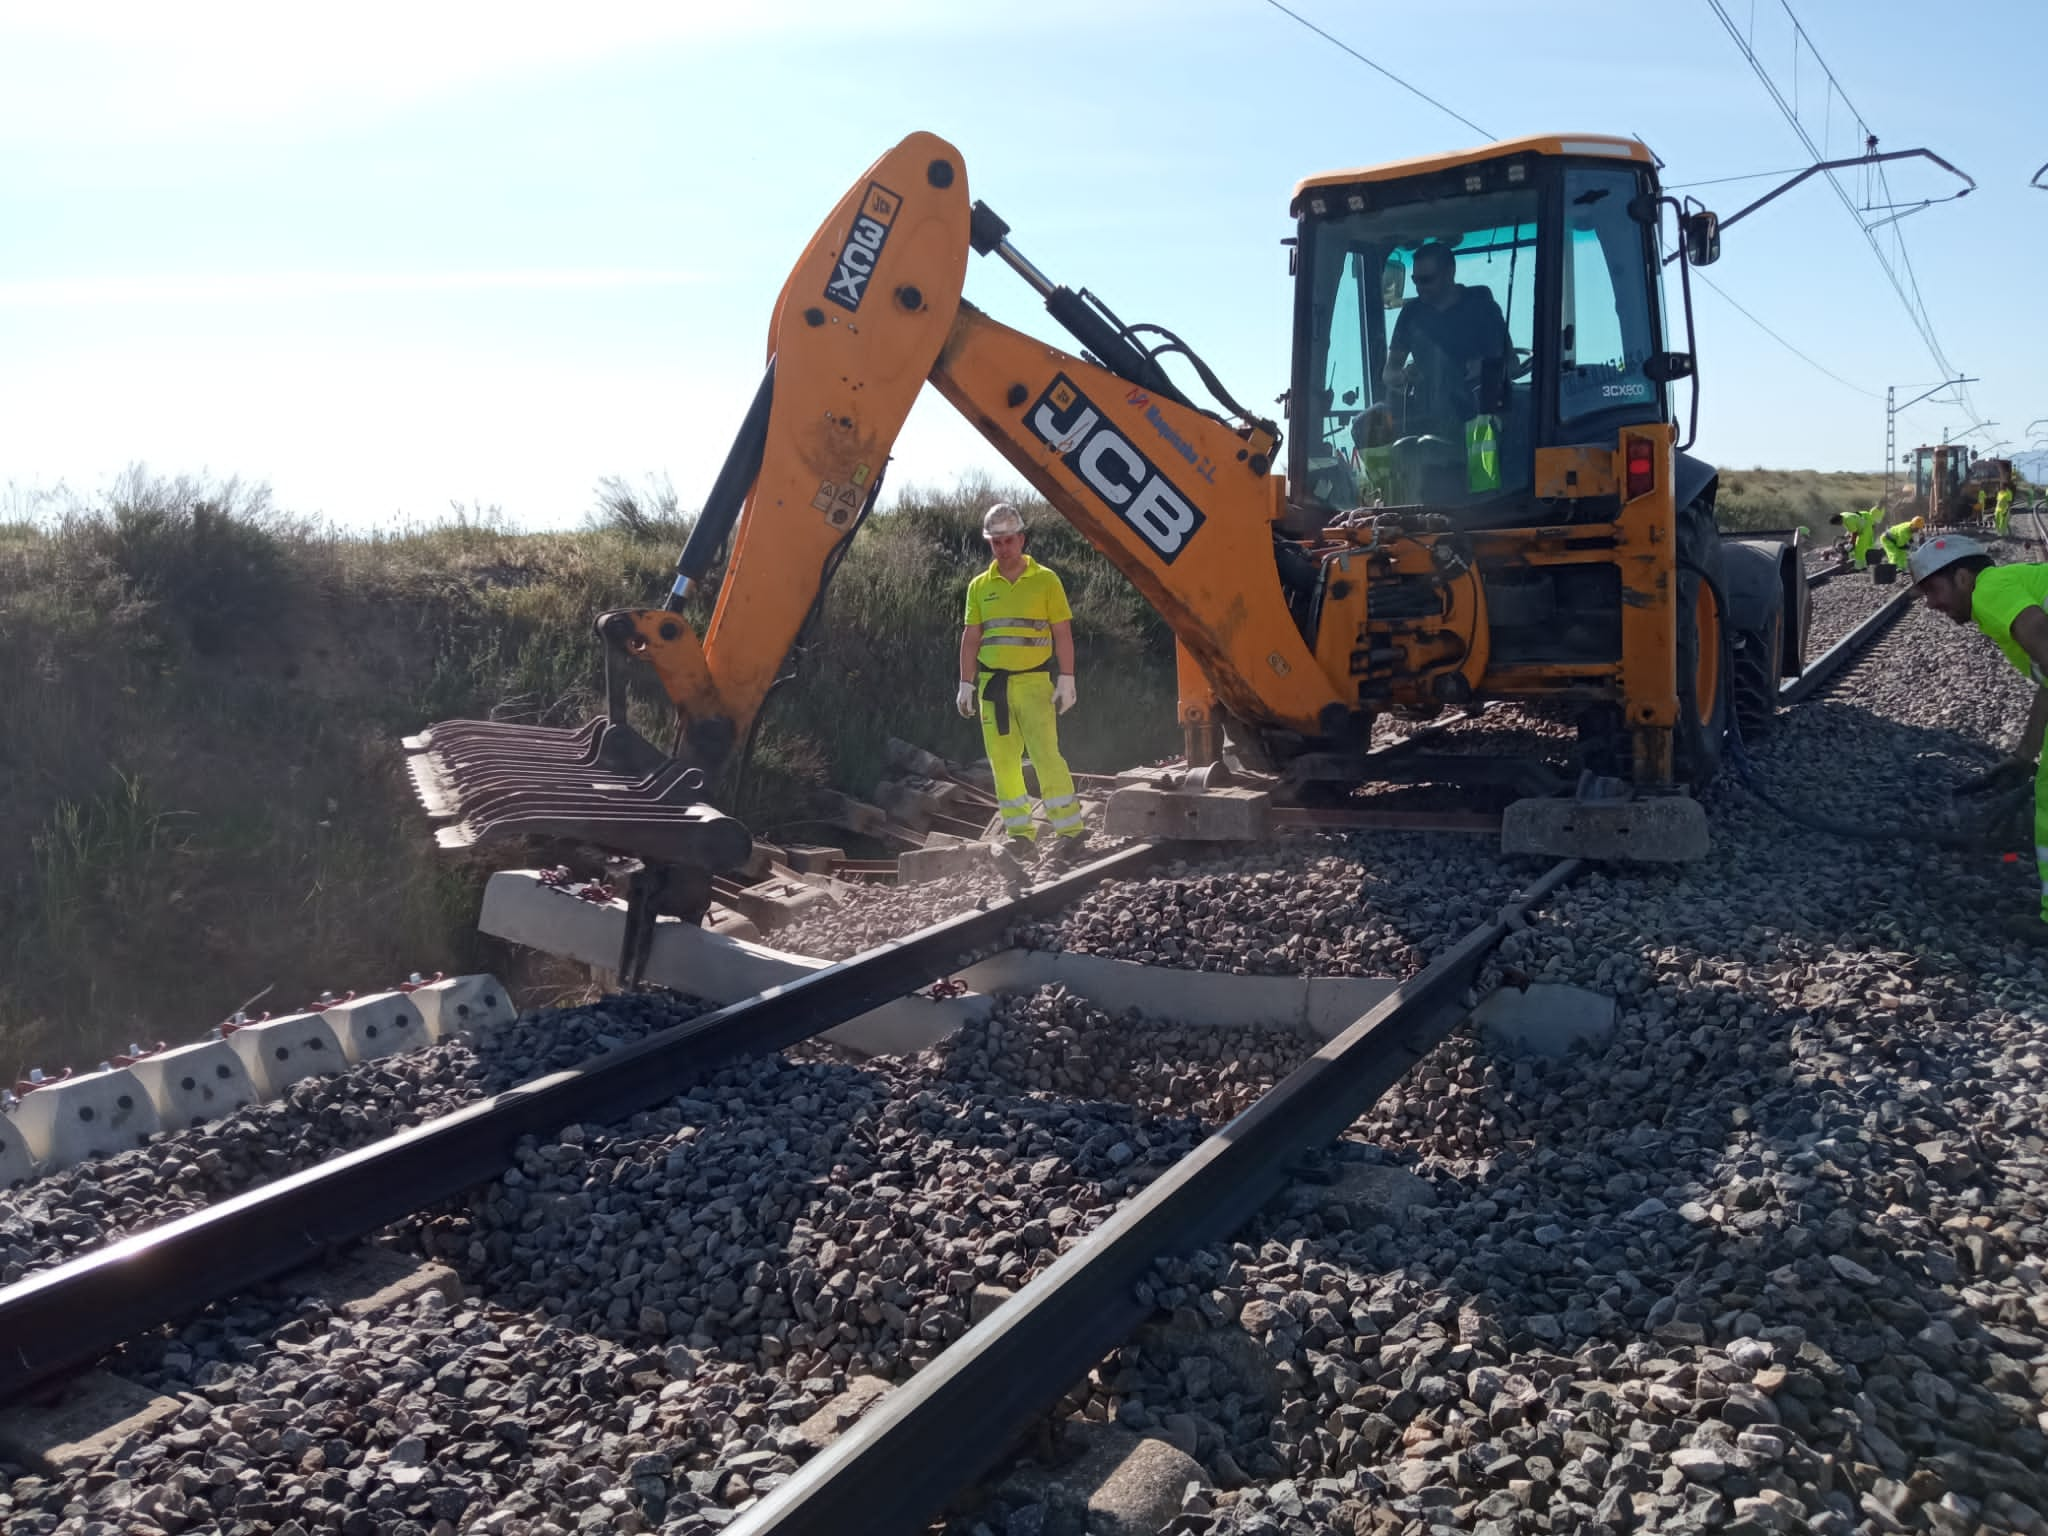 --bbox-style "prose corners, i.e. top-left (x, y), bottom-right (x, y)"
top-left (1911, 534), bottom-right (2048, 937)
top-left (1996, 487), bottom-right (2014, 537)
top-left (956, 503), bottom-right (1088, 858)
top-left (1835, 506), bottom-right (1882, 570)
top-left (1878, 515), bottom-right (1925, 572)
